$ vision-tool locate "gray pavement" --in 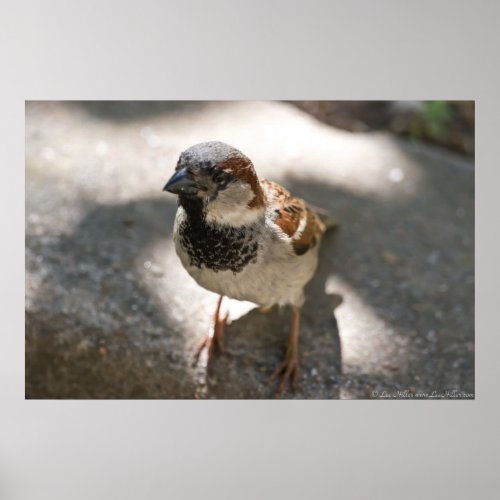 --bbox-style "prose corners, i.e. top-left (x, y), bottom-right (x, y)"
top-left (25, 101), bottom-right (474, 399)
